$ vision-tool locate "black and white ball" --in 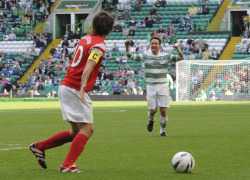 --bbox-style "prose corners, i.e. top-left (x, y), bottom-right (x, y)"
top-left (172, 152), bottom-right (195, 173)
